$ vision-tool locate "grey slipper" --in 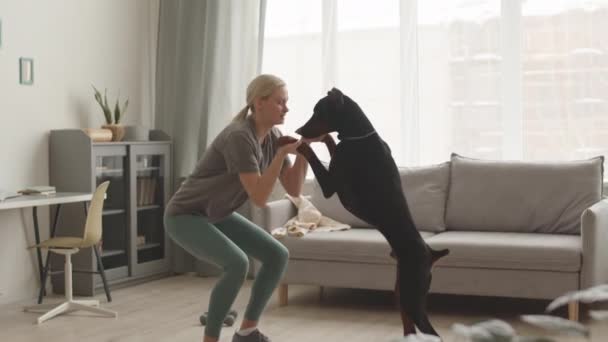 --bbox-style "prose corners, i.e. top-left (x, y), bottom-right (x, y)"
top-left (231, 329), bottom-right (271, 342)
